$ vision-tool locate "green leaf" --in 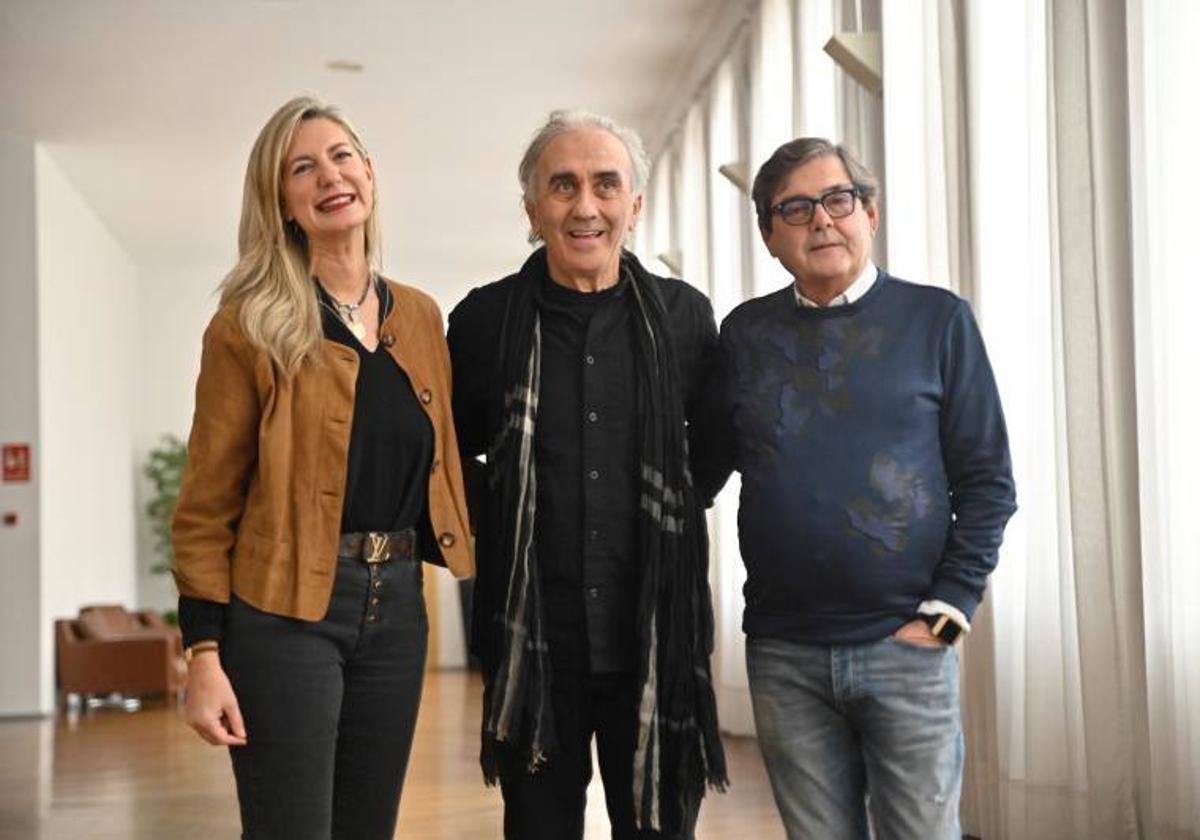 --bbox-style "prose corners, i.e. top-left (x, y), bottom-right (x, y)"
top-left (144, 434), bottom-right (187, 576)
